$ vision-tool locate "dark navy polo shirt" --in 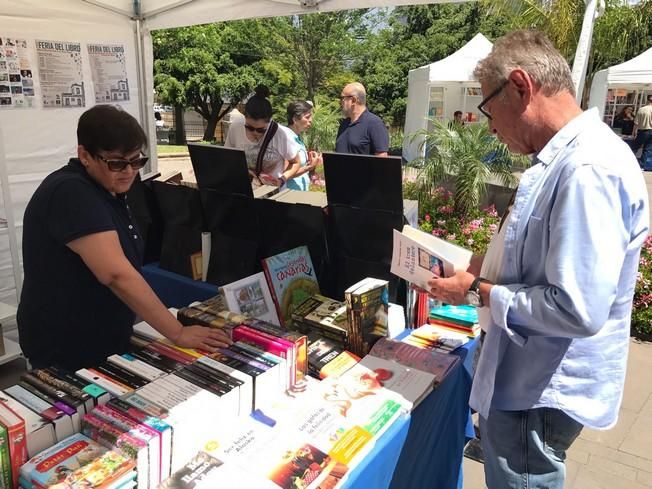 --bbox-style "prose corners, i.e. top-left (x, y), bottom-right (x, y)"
top-left (335, 109), bottom-right (389, 155)
top-left (17, 158), bottom-right (144, 370)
